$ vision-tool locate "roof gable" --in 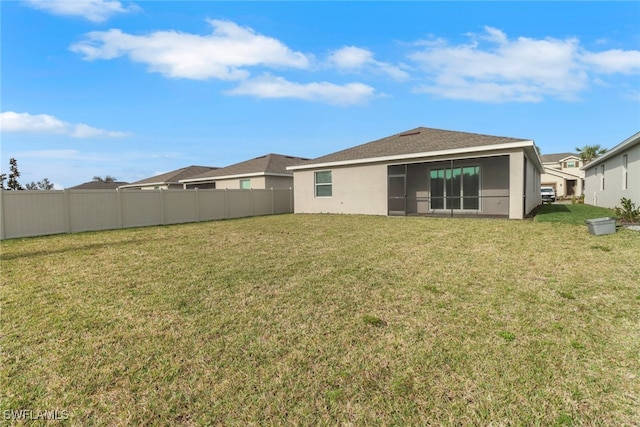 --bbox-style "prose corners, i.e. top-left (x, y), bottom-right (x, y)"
top-left (125, 165), bottom-right (219, 186)
top-left (540, 153), bottom-right (579, 163)
top-left (297, 127), bottom-right (531, 166)
top-left (182, 153), bottom-right (309, 182)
